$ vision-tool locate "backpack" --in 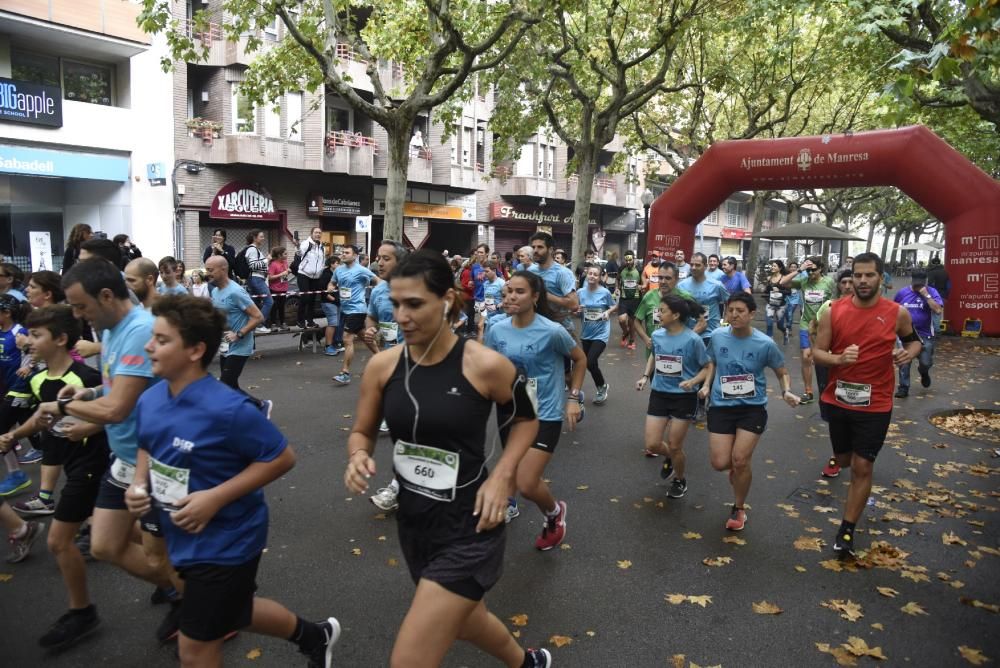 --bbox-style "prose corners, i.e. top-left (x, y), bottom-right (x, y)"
top-left (289, 242), bottom-right (311, 275)
top-left (234, 245), bottom-right (253, 281)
